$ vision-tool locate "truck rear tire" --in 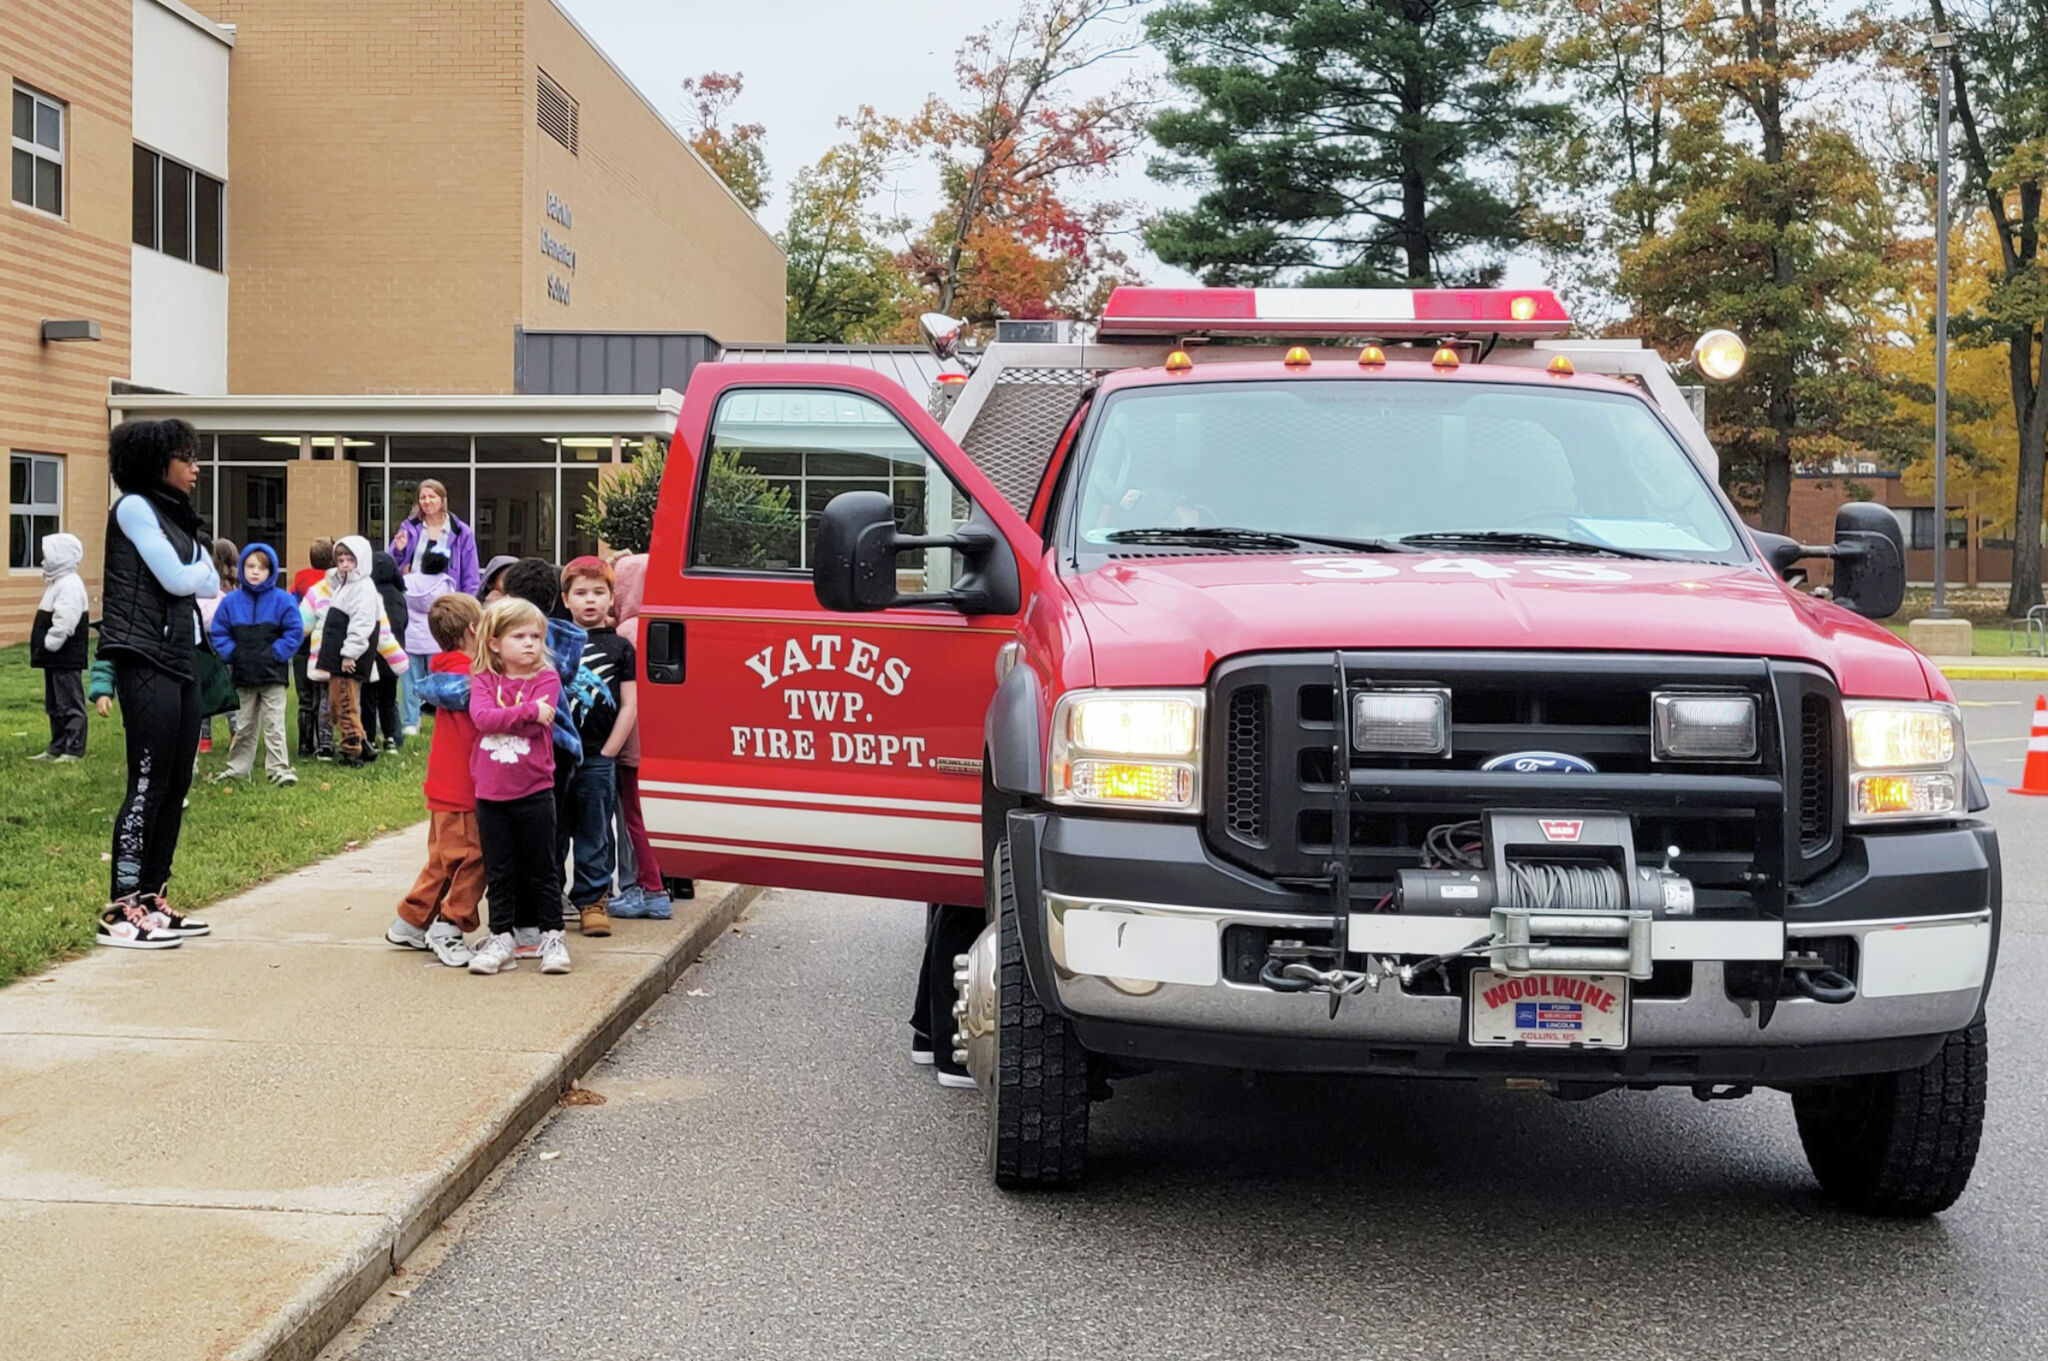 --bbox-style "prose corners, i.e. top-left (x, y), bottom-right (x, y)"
top-left (987, 839), bottom-right (1090, 1189)
top-left (1791, 1019), bottom-right (1987, 1217)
